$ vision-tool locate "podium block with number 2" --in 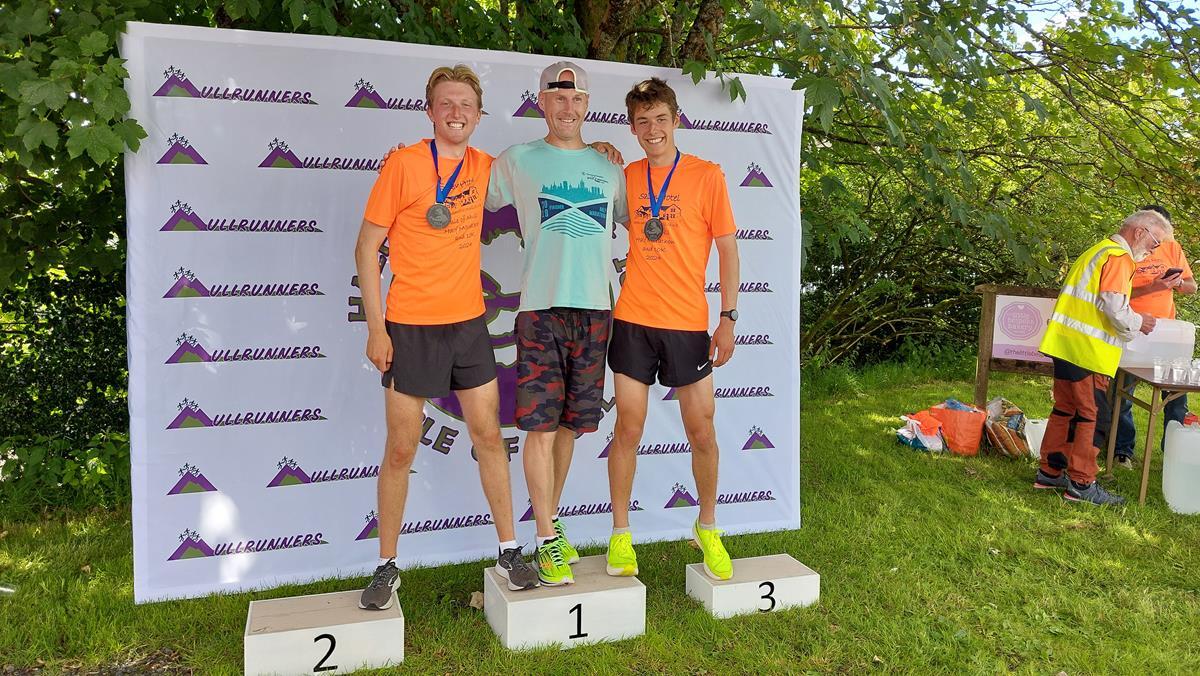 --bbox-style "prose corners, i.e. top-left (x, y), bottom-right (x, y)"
top-left (483, 555), bottom-right (646, 650)
top-left (244, 590), bottom-right (403, 675)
